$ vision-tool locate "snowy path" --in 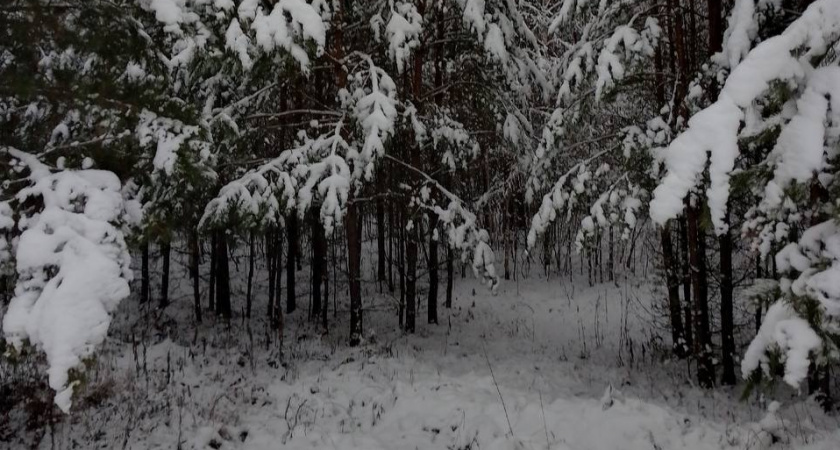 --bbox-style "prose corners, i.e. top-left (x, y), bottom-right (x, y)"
top-left (161, 278), bottom-right (839, 450)
top-left (237, 357), bottom-right (738, 450)
top-left (16, 259), bottom-right (832, 450)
